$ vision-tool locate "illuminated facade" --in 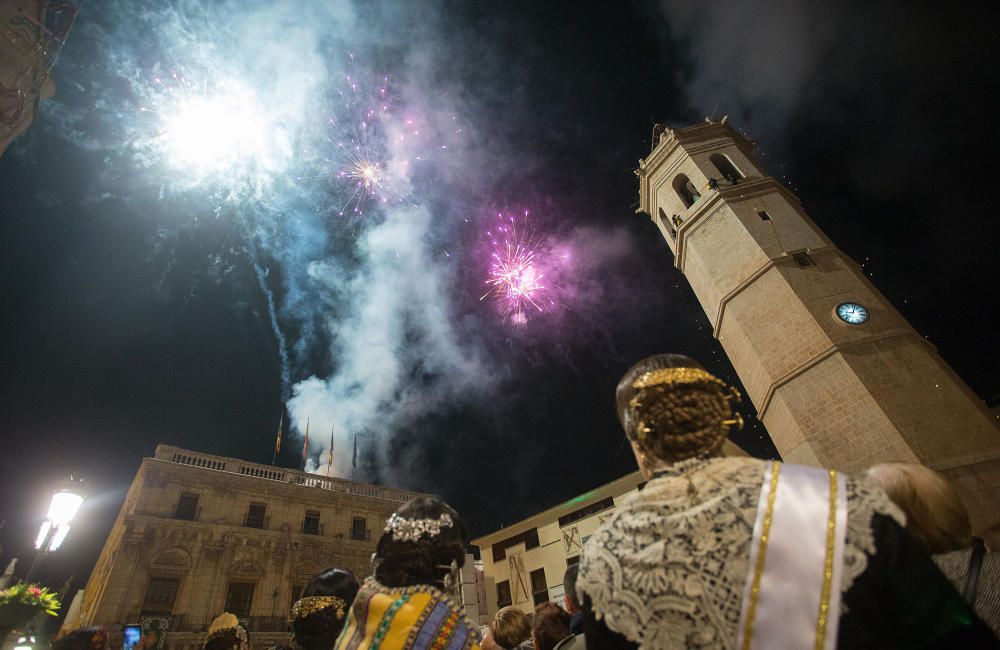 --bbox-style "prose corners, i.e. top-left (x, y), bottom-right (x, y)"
top-left (62, 445), bottom-right (429, 649)
top-left (471, 472), bottom-right (646, 618)
top-left (636, 119), bottom-right (1000, 538)
top-left (1, 1), bottom-right (78, 156)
